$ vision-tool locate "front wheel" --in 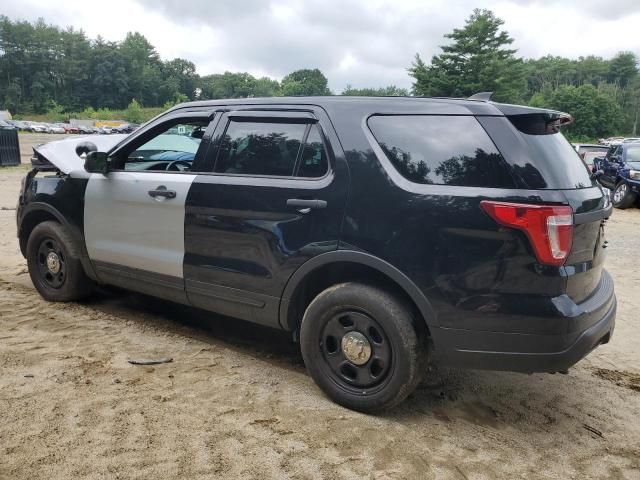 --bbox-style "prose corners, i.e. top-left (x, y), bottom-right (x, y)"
top-left (300, 282), bottom-right (428, 412)
top-left (612, 181), bottom-right (636, 209)
top-left (26, 221), bottom-right (94, 301)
